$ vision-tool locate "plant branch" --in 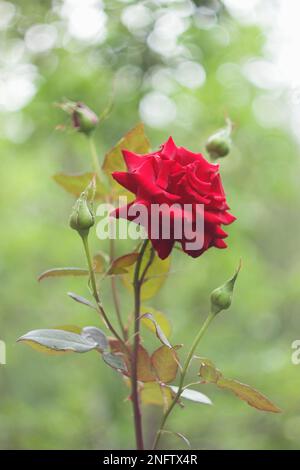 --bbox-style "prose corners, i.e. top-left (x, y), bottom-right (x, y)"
top-left (81, 232), bottom-right (124, 345)
top-left (87, 136), bottom-right (125, 339)
top-left (109, 236), bottom-right (127, 340)
top-left (152, 310), bottom-right (216, 450)
top-left (139, 245), bottom-right (155, 286)
top-left (131, 239), bottom-right (149, 450)
top-left (88, 136), bottom-right (102, 180)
